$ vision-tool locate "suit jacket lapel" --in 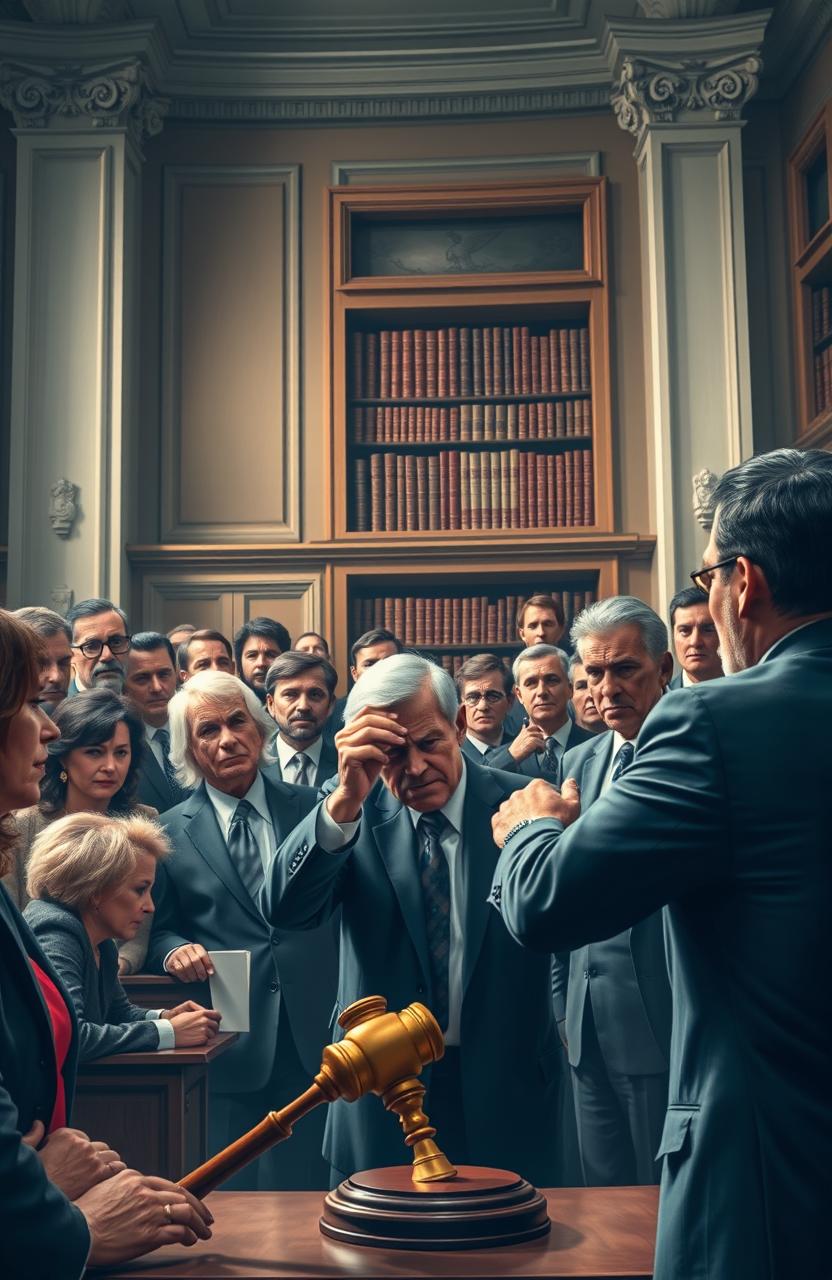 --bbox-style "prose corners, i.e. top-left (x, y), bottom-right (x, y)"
top-left (182, 786), bottom-right (262, 923)
top-left (372, 800), bottom-right (430, 983)
top-left (142, 750), bottom-right (172, 809)
top-left (460, 762), bottom-right (501, 994)
top-left (263, 773), bottom-right (303, 846)
top-left (579, 734), bottom-right (615, 806)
